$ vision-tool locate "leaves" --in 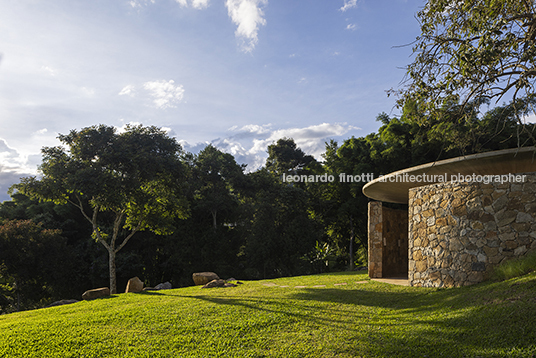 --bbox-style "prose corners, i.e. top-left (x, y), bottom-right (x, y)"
top-left (400, 0), bottom-right (536, 141)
